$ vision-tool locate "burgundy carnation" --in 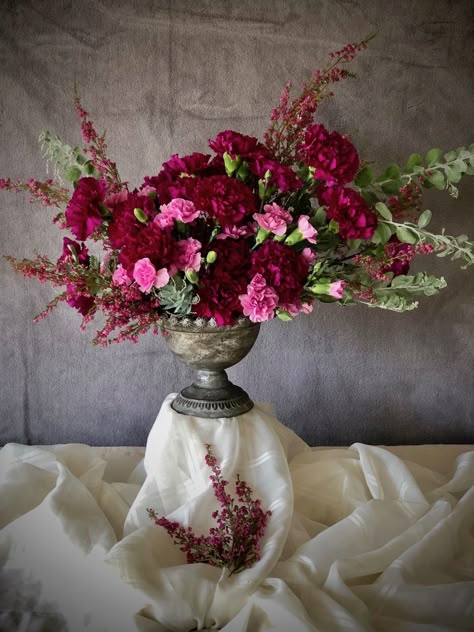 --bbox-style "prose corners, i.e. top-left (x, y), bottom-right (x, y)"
top-left (250, 241), bottom-right (309, 306)
top-left (382, 238), bottom-right (414, 277)
top-left (249, 158), bottom-right (302, 192)
top-left (194, 176), bottom-right (257, 226)
top-left (107, 190), bottom-right (157, 250)
top-left (58, 237), bottom-right (90, 265)
top-left (118, 222), bottom-right (176, 276)
top-left (318, 185), bottom-right (377, 241)
top-left (194, 239), bottom-right (252, 325)
top-left (298, 124), bottom-right (359, 186)
top-left (209, 130), bottom-right (269, 160)
top-left (66, 284), bottom-right (95, 316)
top-left (143, 153), bottom-right (224, 205)
top-left (65, 177), bottom-right (107, 241)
